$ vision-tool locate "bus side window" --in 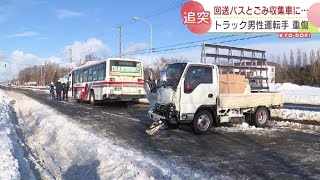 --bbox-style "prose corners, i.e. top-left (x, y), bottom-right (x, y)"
top-left (98, 63), bottom-right (105, 81)
top-left (83, 69), bottom-right (88, 82)
top-left (93, 66), bottom-right (98, 81)
top-left (88, 67), bottom-right (93, 82)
